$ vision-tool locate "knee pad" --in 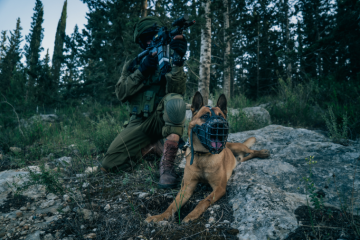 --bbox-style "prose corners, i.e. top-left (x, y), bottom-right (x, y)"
top-left (163, 98), bottom-right (186, 125)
